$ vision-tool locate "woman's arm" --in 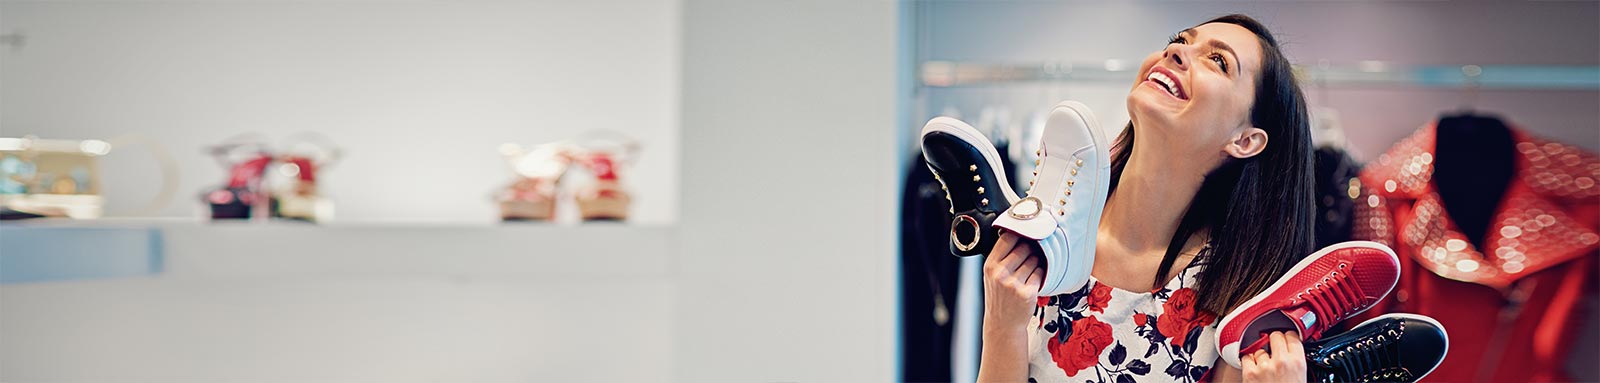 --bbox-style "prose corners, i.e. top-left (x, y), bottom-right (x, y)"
top-left (977, 232), bottom-right (1045, 382)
